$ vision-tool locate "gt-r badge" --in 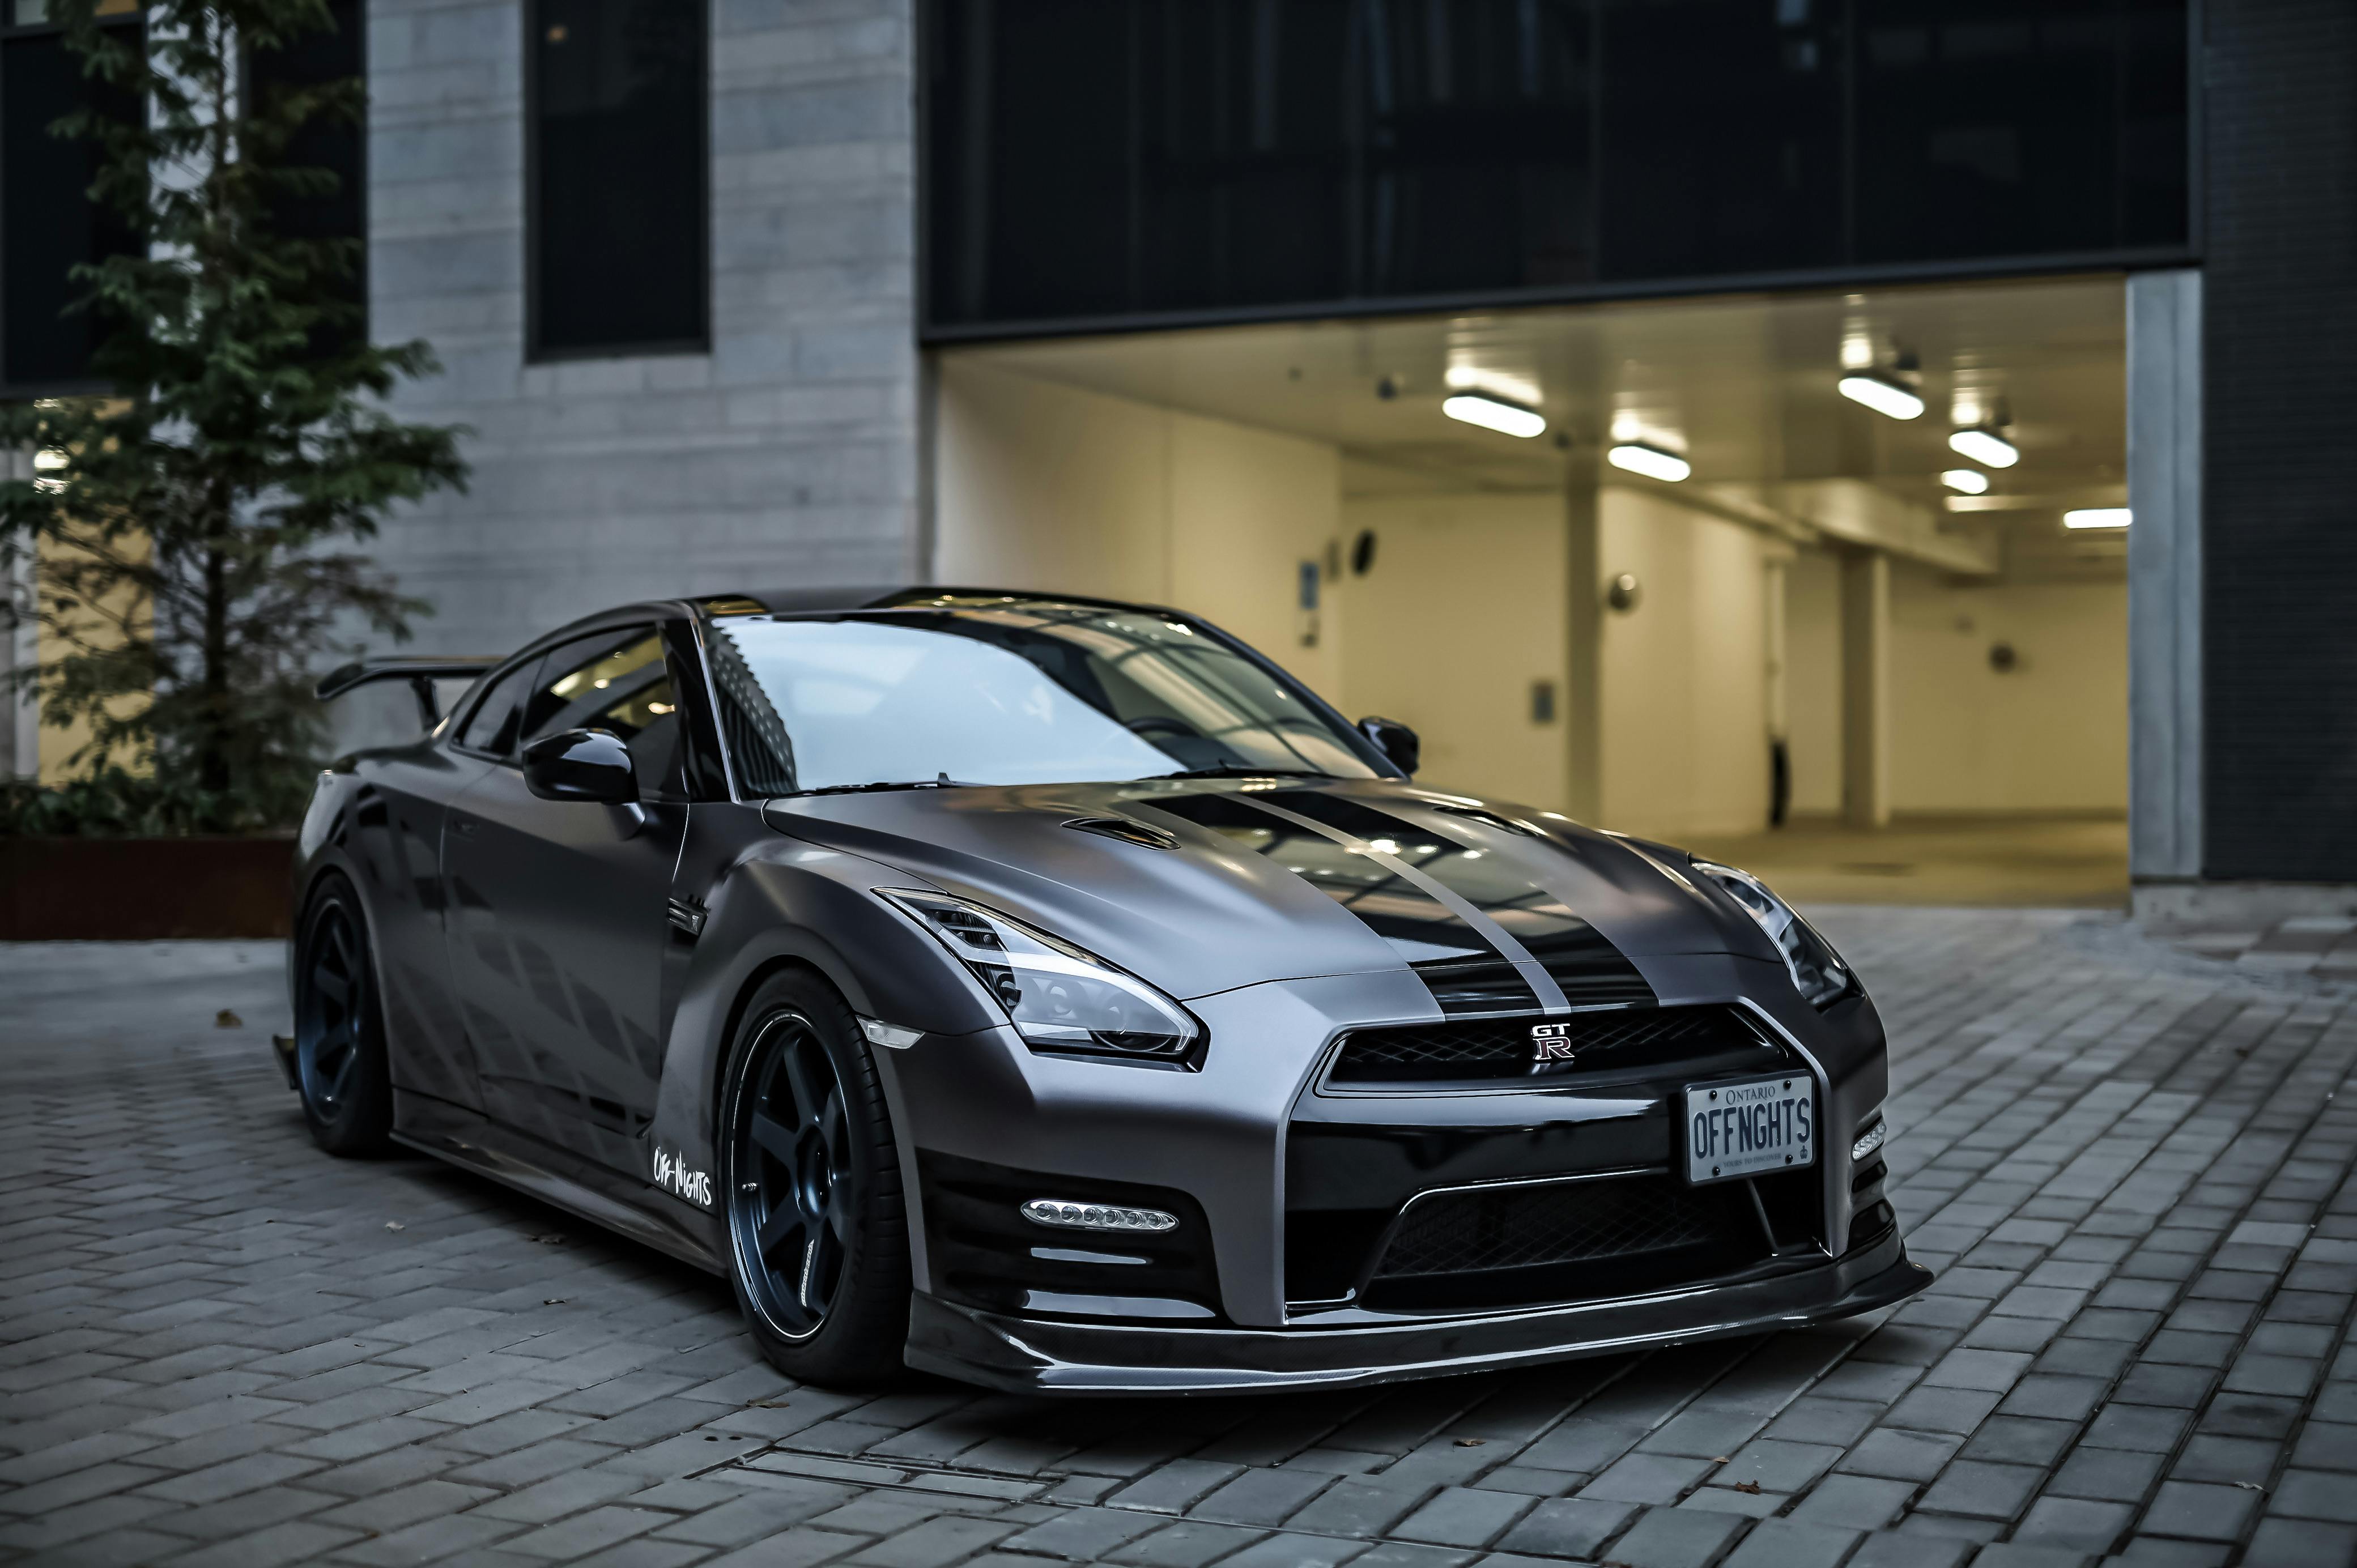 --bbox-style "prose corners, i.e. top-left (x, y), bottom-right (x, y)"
top-left (1531, 1022), bottom-right (1579, 1063)
top-left (652, 1147), bottom-right (712, 1208)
